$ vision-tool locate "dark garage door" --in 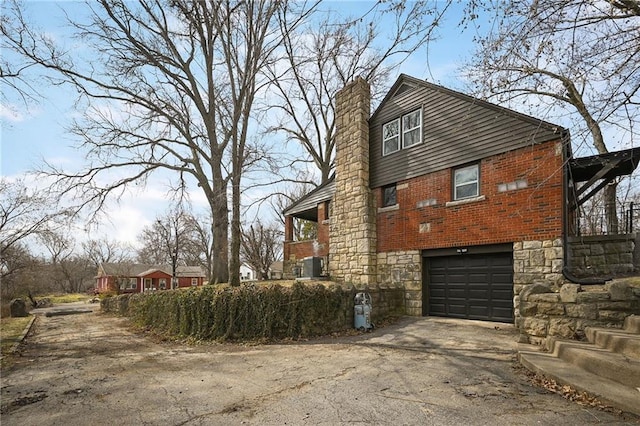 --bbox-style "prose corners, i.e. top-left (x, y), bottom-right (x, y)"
top-left (425, 252), bottom-right (513, 323)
